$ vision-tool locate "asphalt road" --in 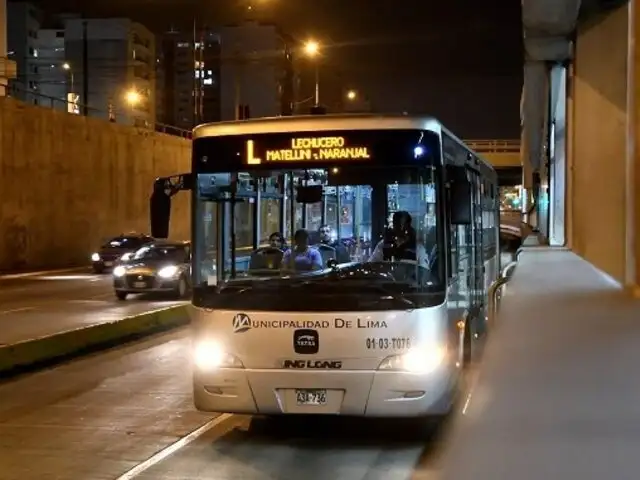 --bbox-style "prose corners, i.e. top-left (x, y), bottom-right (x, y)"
top-left (0, 329), bottom-right (473, 480)
top-left (0, 269), bottom-right (185, 346)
